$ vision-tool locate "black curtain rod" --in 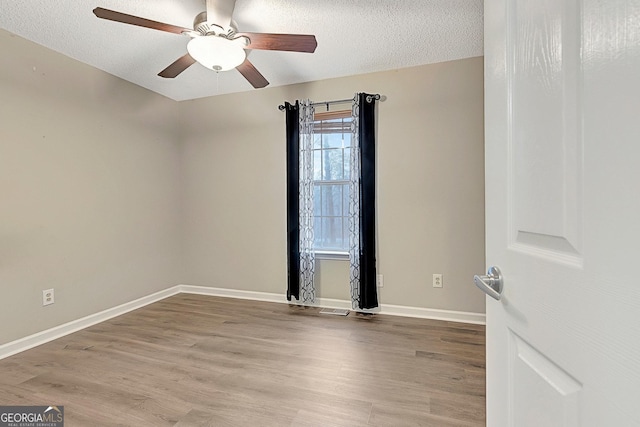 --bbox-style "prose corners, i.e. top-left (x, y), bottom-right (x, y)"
top-left (278, 94), bottom-right (381, 111)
